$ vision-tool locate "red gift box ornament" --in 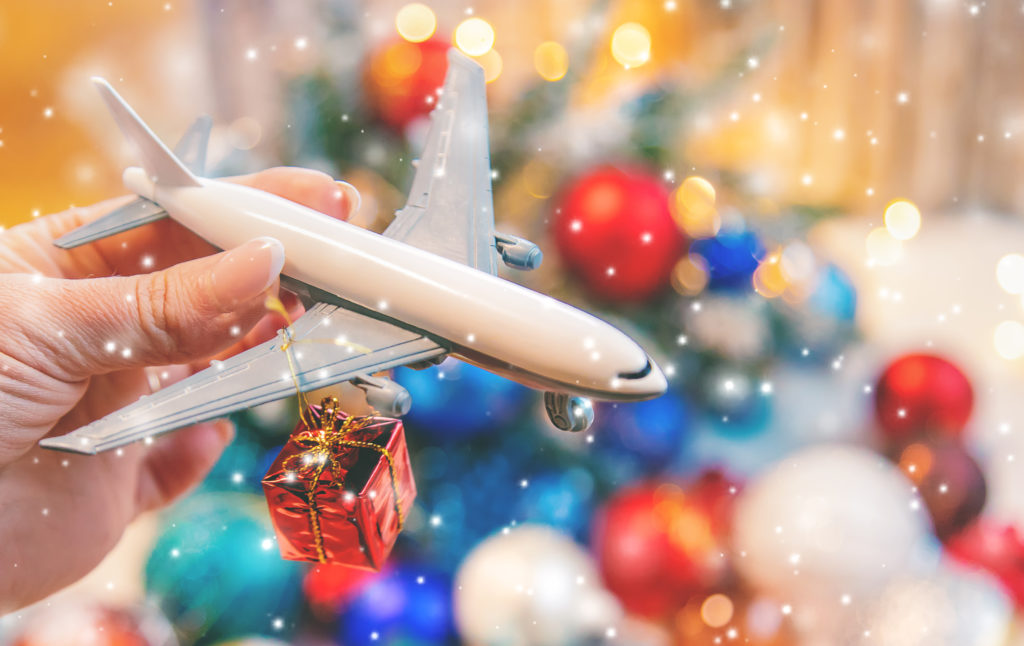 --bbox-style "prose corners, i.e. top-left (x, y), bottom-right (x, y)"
top-left (262, 397), bottom-right (416, 569)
